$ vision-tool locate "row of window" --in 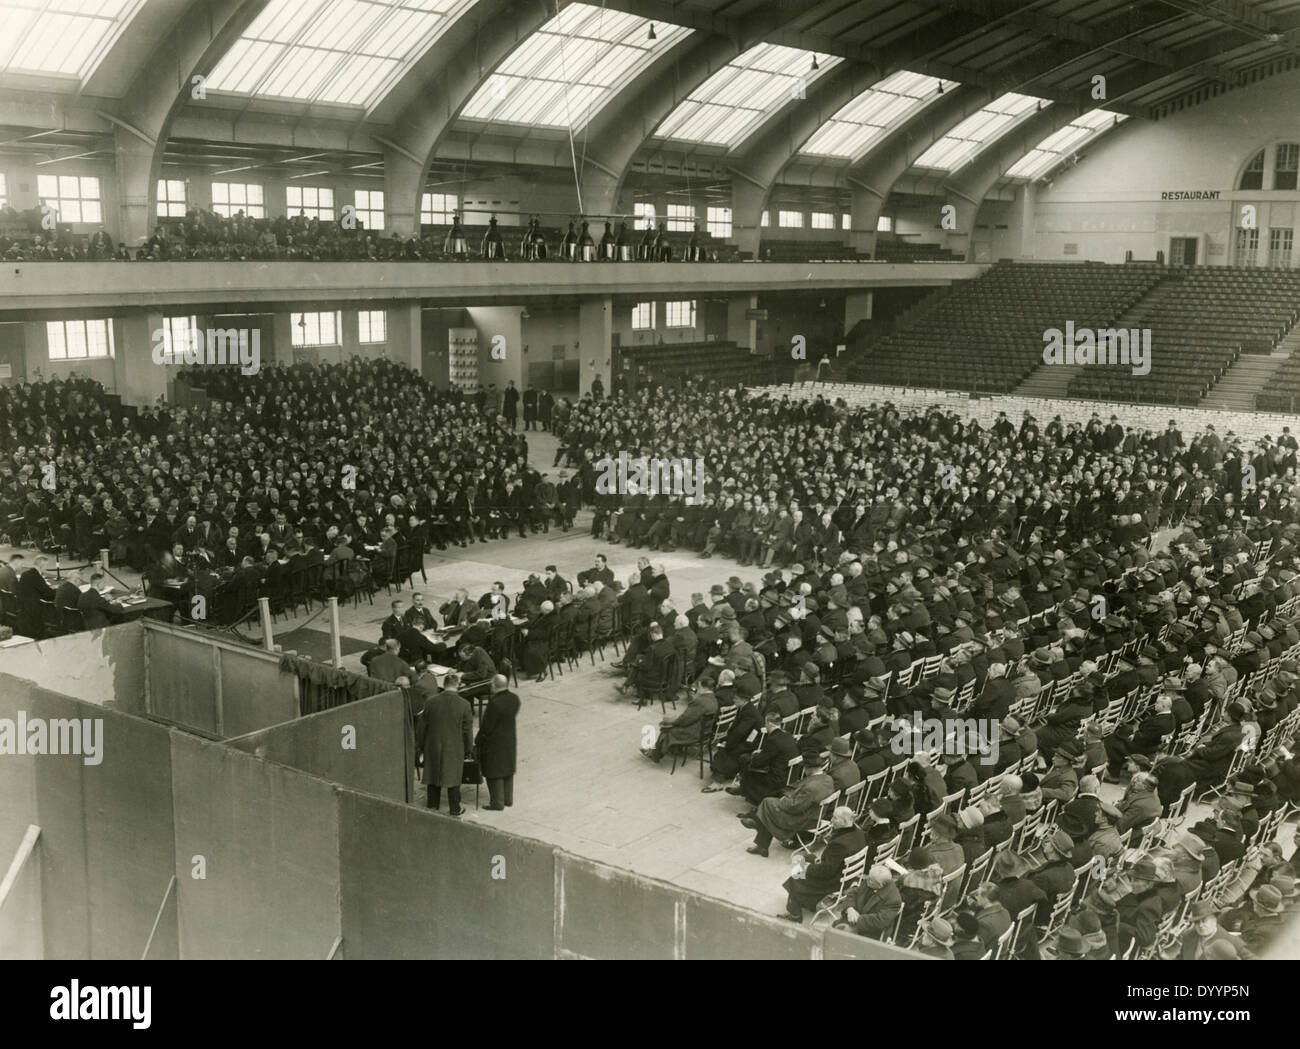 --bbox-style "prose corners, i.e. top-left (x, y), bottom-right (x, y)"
top-left (1238, 144), bottom-right (1299, 191)
top-left (631, 301), bottom-right (696, 329)
top-left (1233, 226), bottom-right (1295, 267)
top-left (45, 311), bottom-right (388, 361)
top-left (20, 173), bottom-right (882, 238)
